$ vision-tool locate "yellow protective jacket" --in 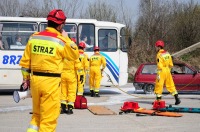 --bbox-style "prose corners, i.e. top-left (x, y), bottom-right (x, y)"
top-left (19, 27), bottom-right (79, 77)
top-left (156, 49), bottom-right (173, 70)
top-left (63, 58), bottom-right (82, 73)
top-left (89, 52), bottom-right (106, 69)
top-left (79, 49), bottom-right (89, 71)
